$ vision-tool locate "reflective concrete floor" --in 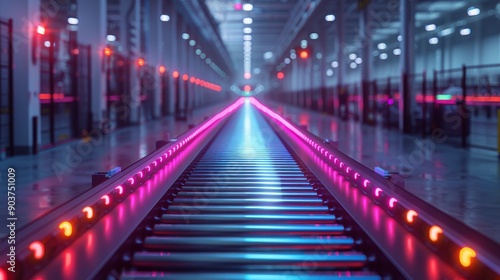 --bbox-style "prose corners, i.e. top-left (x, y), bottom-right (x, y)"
top-left (0, 102), bottom-right (232, 235)
top-left (263, 99), bottom-right (500, 244)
